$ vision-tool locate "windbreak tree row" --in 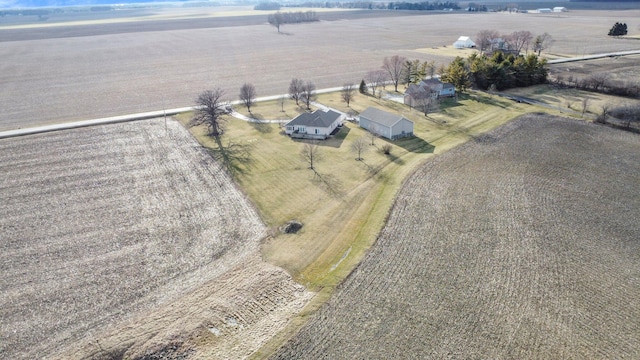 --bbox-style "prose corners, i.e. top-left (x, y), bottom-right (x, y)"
top-left (442, 53), bottom-right (548, 92)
